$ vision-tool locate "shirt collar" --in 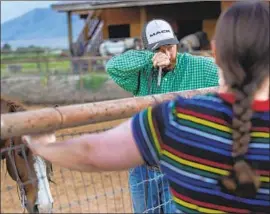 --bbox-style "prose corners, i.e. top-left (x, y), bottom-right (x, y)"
top-left (218, 92), bottom-right (269, 112)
